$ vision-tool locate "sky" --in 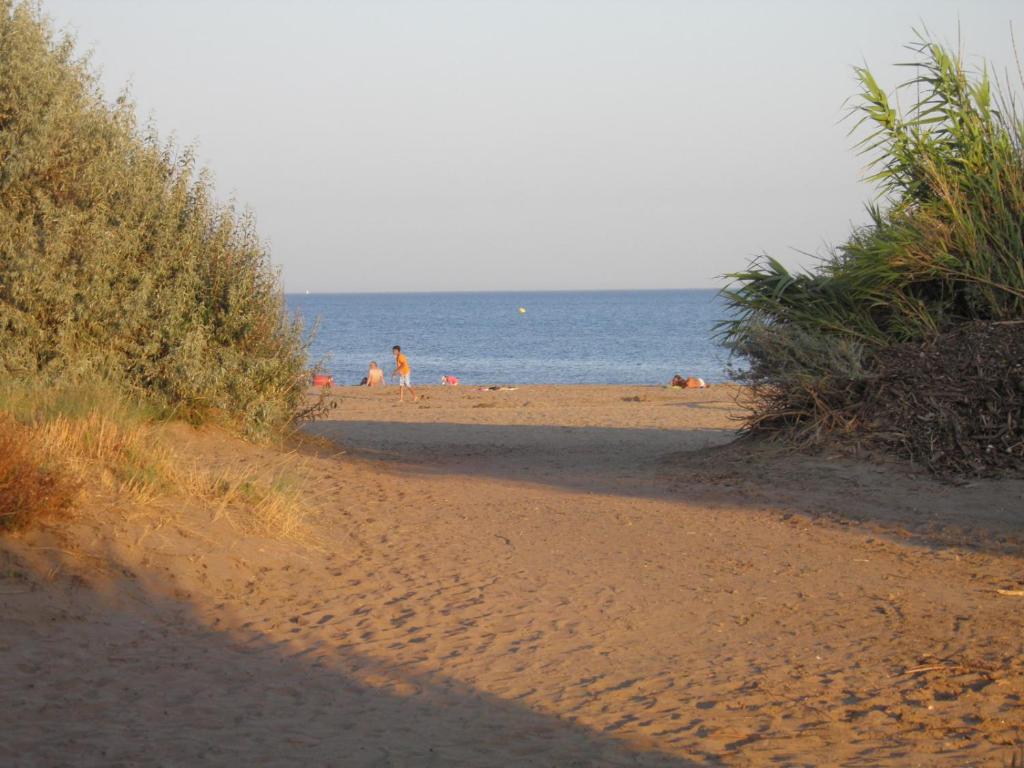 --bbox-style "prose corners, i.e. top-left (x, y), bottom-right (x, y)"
top-left (44, 0), bottom-right (1023, 293)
